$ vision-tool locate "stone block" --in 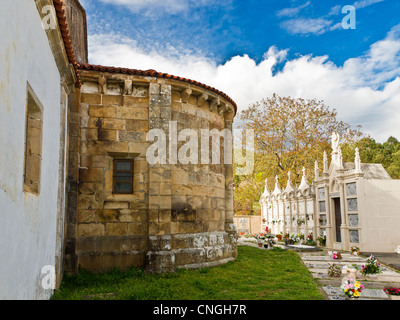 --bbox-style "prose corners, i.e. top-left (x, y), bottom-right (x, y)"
top-left (124, 96), bottom-right (149, 108)
top-left (80, 154), bottom-right (110, 168)
top-left (97, 209), bottom-right (119, 222)
top-left (98, 129), bottom-right (116, 141)
top-left (171, 221), bottom-right (202, 234)
top-left (145, 251), bottom-right (175, 273)
top-left (148, 235), bottom-right (172, 251)
top-left (148, 222), bottom-right (171, 236)
top-left (118, 252), bottom-right (145, 269)
top-left (77, 223), bottom-right (105, 237)
top-left (89, 105), bottom-right (117, 118)
top-left (78, 253), bottom-right (101, 270)
top-left (119, 131), bottom-right (146, 142)
top-left (103, 94), bottom-right (123, 106)
top-left (159, 209), bottom-right (172, 223)
top-left (106, 223), bottom-right (128, 236)
top-left (82, 140), bottom-right (129, 154)
top-left (121, 236), bottom-right (147, 251)
top-left (77, 194), bottom-right (101, 210)
top-left (127, 222), bottom-right (147, 235)
top-left (117, 106), bottom-right (148, 120)
top-left (81, 93), bottom-right (101, 104)
top-left (79, 168), bottom-right (103, 183)
top-left (103, 119), bottom-right (126, 130)
top-left (77, 210), bottom-right (97, 223)
top-left (128, 142), bottom-right (149, 155)
top-left (174, 248), bottom-right (206, 266)
top-left (148, 209), bottom-right (160, 222)
top-left (104, 201), bottom-right (129, 210)
top-left (126, 119), bottom-right (149, 132)
top-left (81, 128), bottom-right (98, 140)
